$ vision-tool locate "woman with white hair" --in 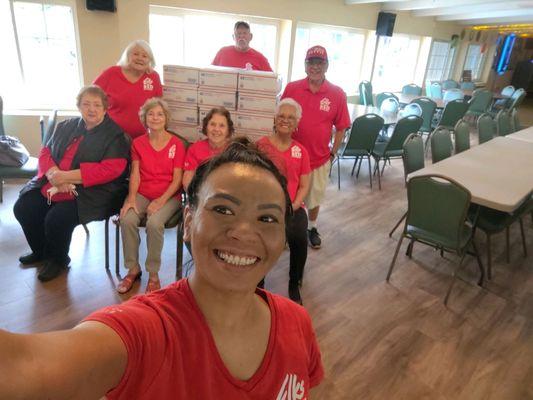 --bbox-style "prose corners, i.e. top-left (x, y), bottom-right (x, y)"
top-left (257, 98), bottom-right (311, 304)
top-left (94, 40), bottom-right (163, 139)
